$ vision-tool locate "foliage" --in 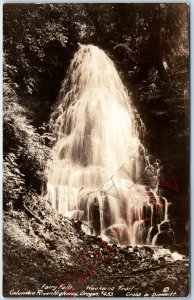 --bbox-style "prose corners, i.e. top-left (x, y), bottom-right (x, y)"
top-left (3, 4), bottom-right (188, 124)
top-left (3, 63), bottom-right (52, 208)
top-left (3, 153), bottom-right (26, 209)
top-left (3, 4), bottom-right (90, 125)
